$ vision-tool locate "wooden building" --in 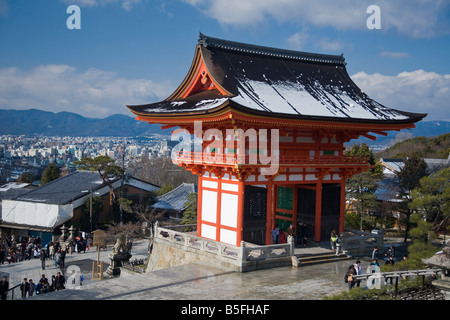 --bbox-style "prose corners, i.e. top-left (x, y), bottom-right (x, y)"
top-left (127, 34), bottom-right (426, 246)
